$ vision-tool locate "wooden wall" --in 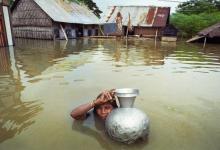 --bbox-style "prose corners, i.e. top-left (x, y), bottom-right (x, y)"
top-left (0, 47), bottom-right (10, 73)
top-left (134, 27), bottom-right (163, 37)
